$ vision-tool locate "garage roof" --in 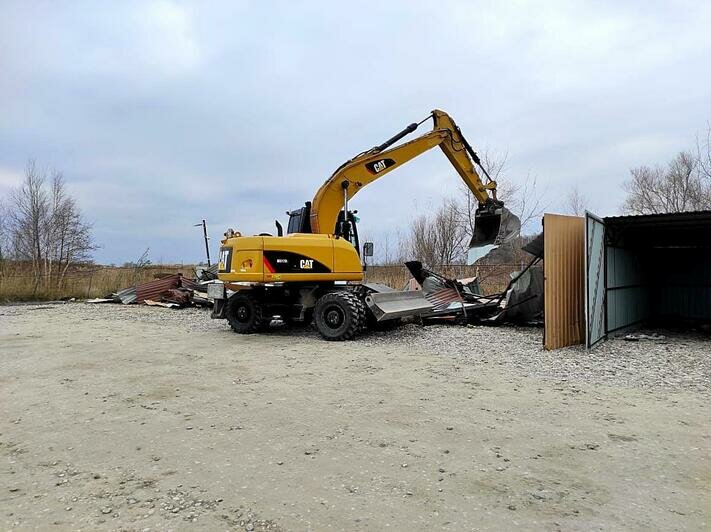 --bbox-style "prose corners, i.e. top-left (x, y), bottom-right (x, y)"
top-left (604, 210), bottom-right (711, 248)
